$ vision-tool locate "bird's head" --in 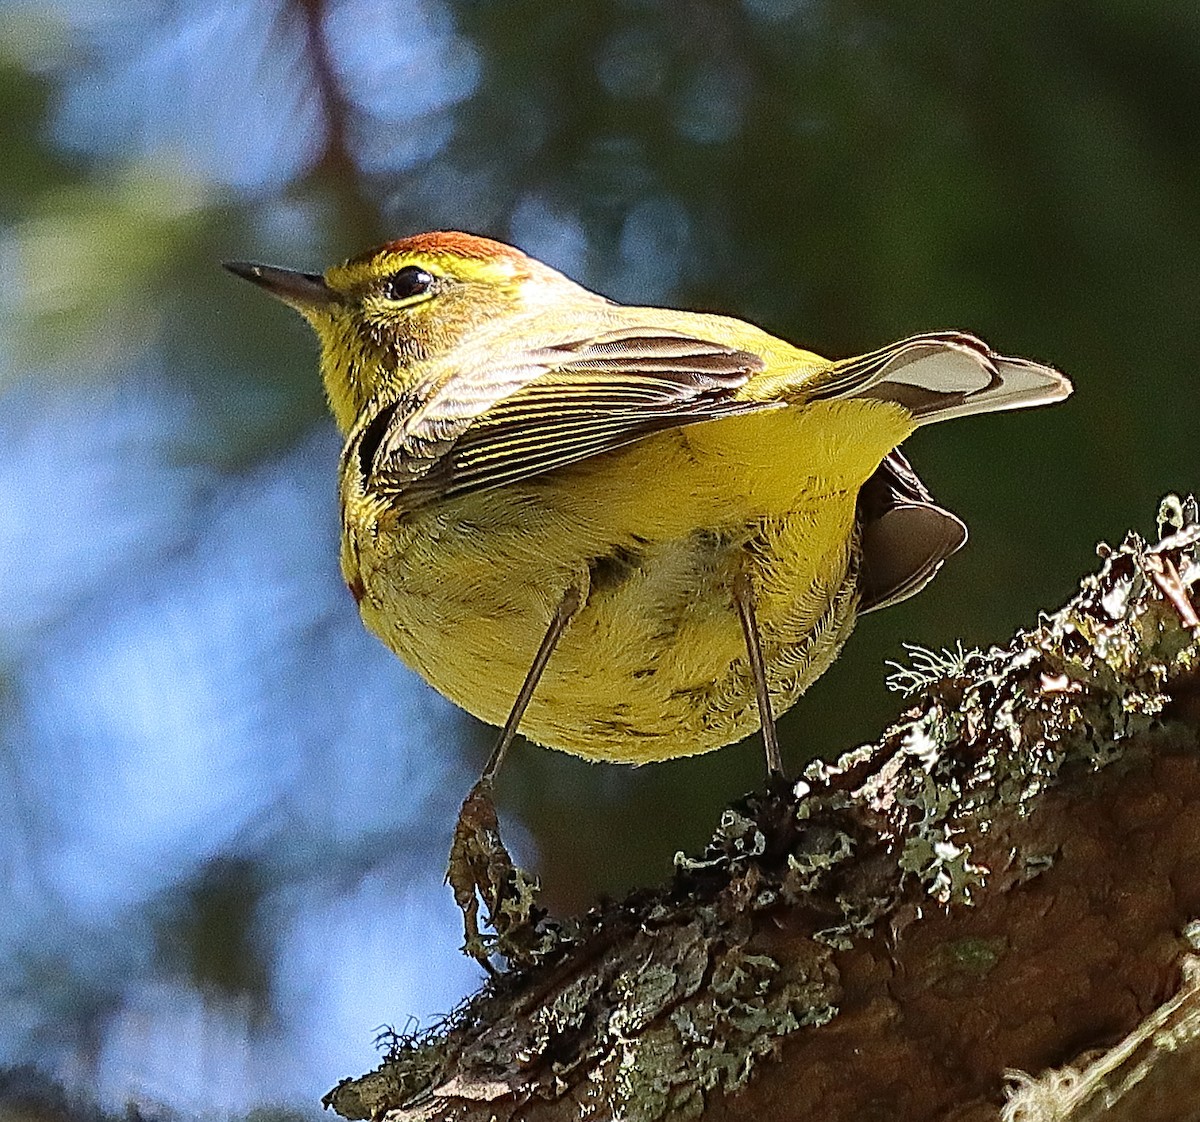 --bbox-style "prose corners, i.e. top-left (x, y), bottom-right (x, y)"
top-left (226, 232), bottom-right (587, 432)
